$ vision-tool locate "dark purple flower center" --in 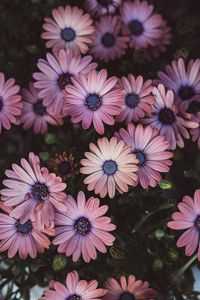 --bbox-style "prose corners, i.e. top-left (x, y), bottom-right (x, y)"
top-left (61, 27), bottom-right (76, 42)
top-left (119, 292), bottom-right (135, 300)
top-left (58, 73), bottom-right (72, 90)
top-left (0, 97), bottom-right (3, 111)
top-left (16, 220), bottom-right (32, 234)
top-left (195, 215), bottom-right (200, 230)
top-left (103, 160), bottom-right (118, 175)
top-left (74, 217), bottom-right (91, 236)
top-left (33, 100), bottom-right (46, 116)
top-left (67, 295), bottom-right (81, 300)
top-left (98, 0), bottom-right (112, 7)
top-left (85, 94), bottom-right (101, 110)
top-left (125, 93), bottom-right (140, 108)
top-left (58, 161), bottom-right (71, 175)
top-left (128, 20), bottom-right (144, 36)
top-left (32, 183), bottom-right (49, 202)
top-left (178, 85), bottom-right (195, 101)
top-left (133, 150), bottom-right (146, 166)
top-left (158, 108), bottom-right (176, 125)
top-left (101, 32), bottom-right (116, 48)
